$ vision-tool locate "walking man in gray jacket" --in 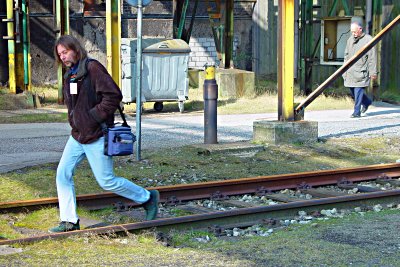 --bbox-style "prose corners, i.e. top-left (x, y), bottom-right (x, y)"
top-left (343, 17), bottom-right (377, 118)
